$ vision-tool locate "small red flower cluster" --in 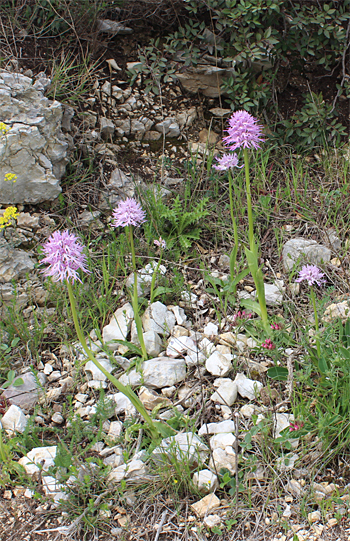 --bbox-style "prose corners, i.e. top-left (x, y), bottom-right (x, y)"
top-left (271, 322), bottom-right (281, 330)
top-left (261, 338), bottom-right (275, 350)
top-left (289, 421), bottom-right (304, 432)
top-left (231, 310), bottom-right (252, 326)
